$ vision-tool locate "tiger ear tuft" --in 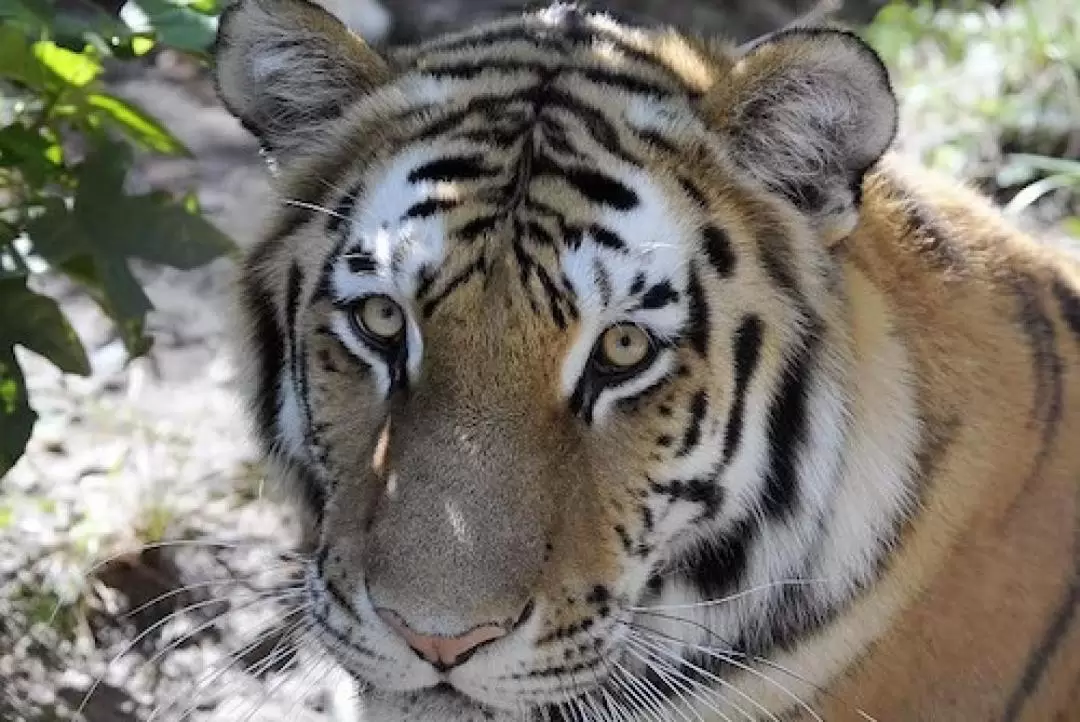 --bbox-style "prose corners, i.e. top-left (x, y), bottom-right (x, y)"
top-left (703, 28), bottom-right (898, 243)
top-left (213, 0), bottom-right (391, 159)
